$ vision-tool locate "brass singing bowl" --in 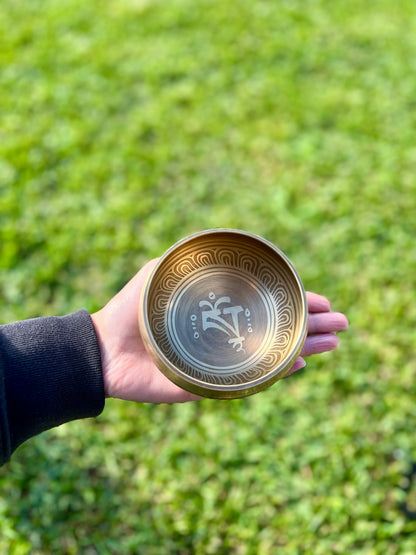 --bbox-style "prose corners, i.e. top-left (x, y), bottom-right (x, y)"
top-left (139, 229), bottom-right (307, 399)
